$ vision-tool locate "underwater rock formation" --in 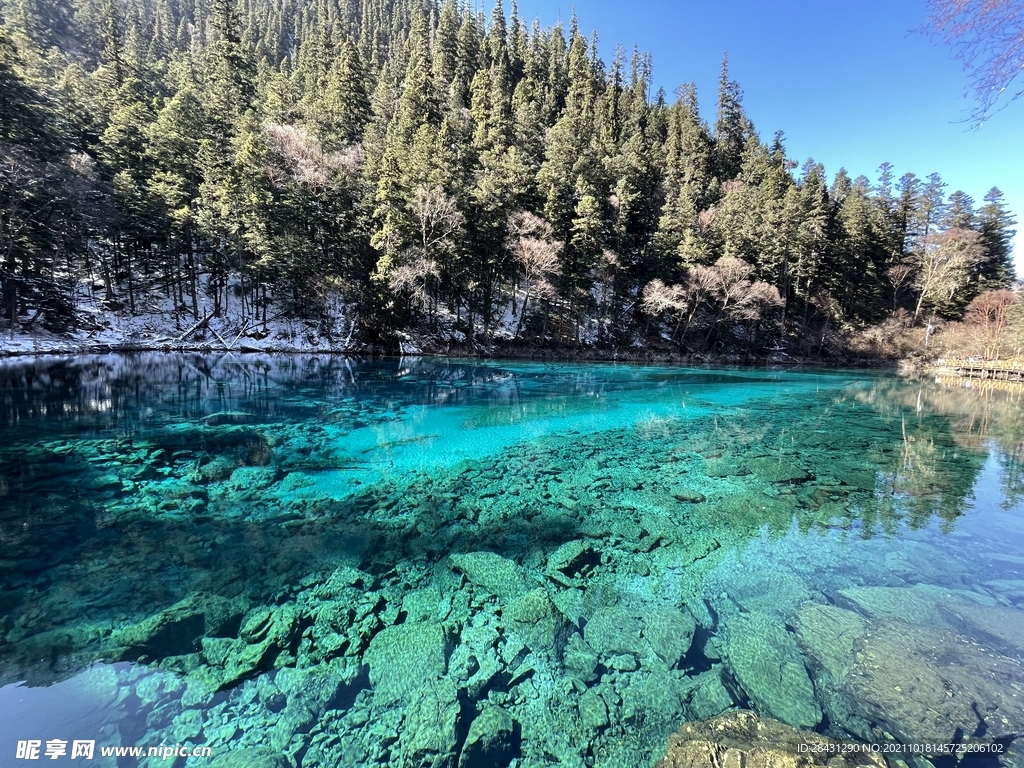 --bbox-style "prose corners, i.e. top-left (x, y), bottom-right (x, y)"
top-left (719, 612), bottom-right (821, 729)
top-left (4, 356), bottom-right (1023, 768)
